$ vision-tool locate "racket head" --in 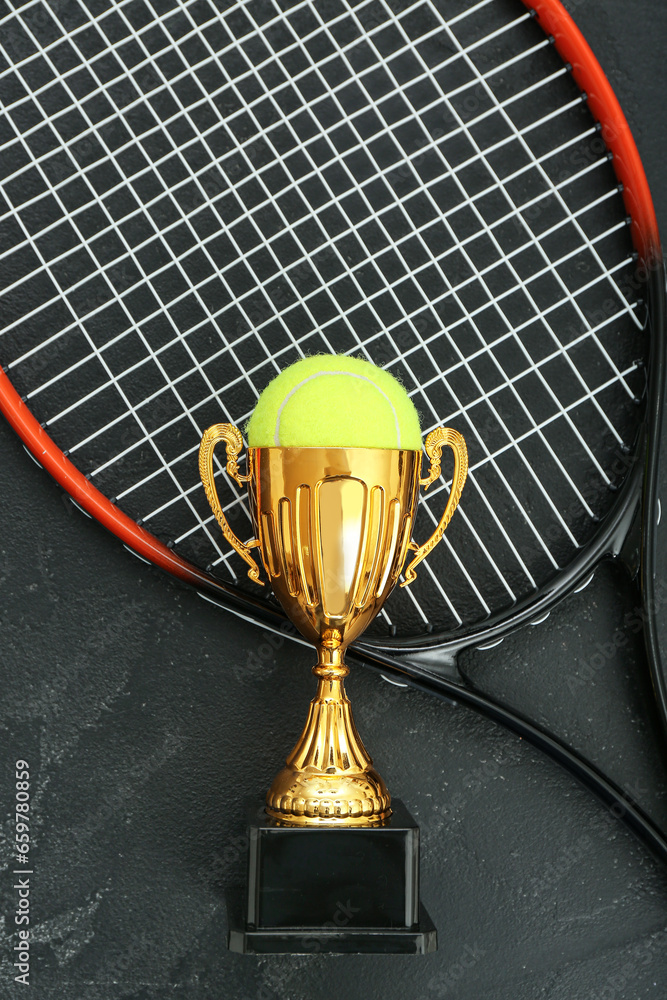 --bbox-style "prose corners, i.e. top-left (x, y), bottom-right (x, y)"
top-left (0, 0), bottom-right (662, 655)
